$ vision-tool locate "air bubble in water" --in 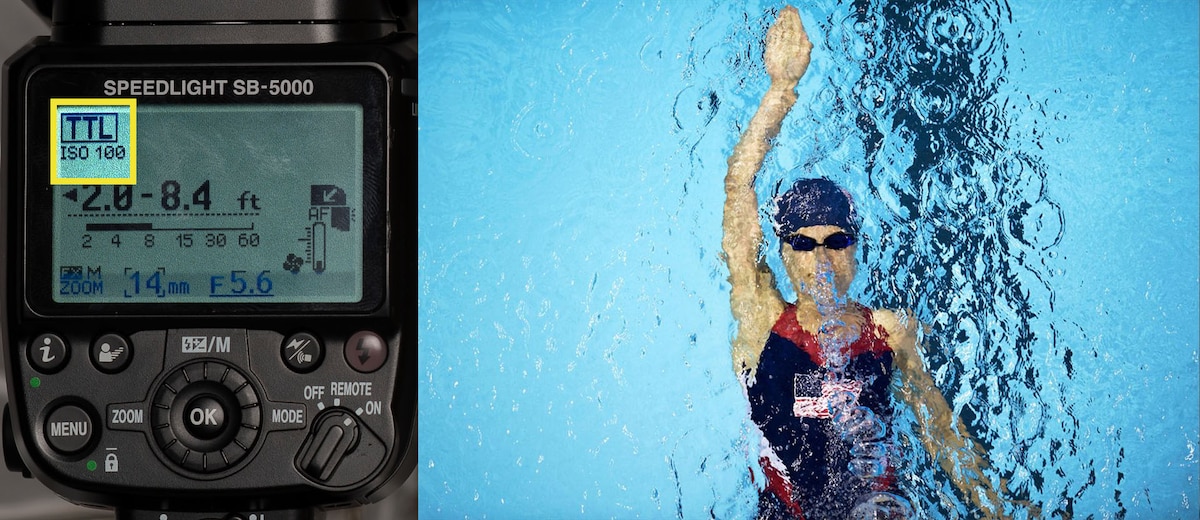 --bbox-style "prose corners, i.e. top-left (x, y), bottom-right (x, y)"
top-left (848, 455), bottom-right (887, 480)
top-left (849, 491), bottom-right (915, 520)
